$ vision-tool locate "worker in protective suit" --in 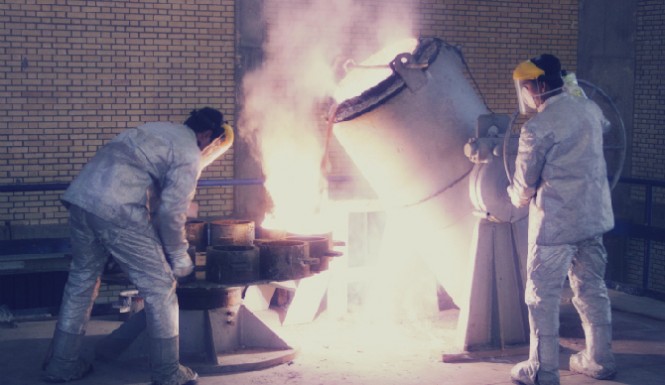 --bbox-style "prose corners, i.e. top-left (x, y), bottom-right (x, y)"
top-left (507, 54), bottom-right (616, 385)
top-left (42, 107), bottom-right (234, 385)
